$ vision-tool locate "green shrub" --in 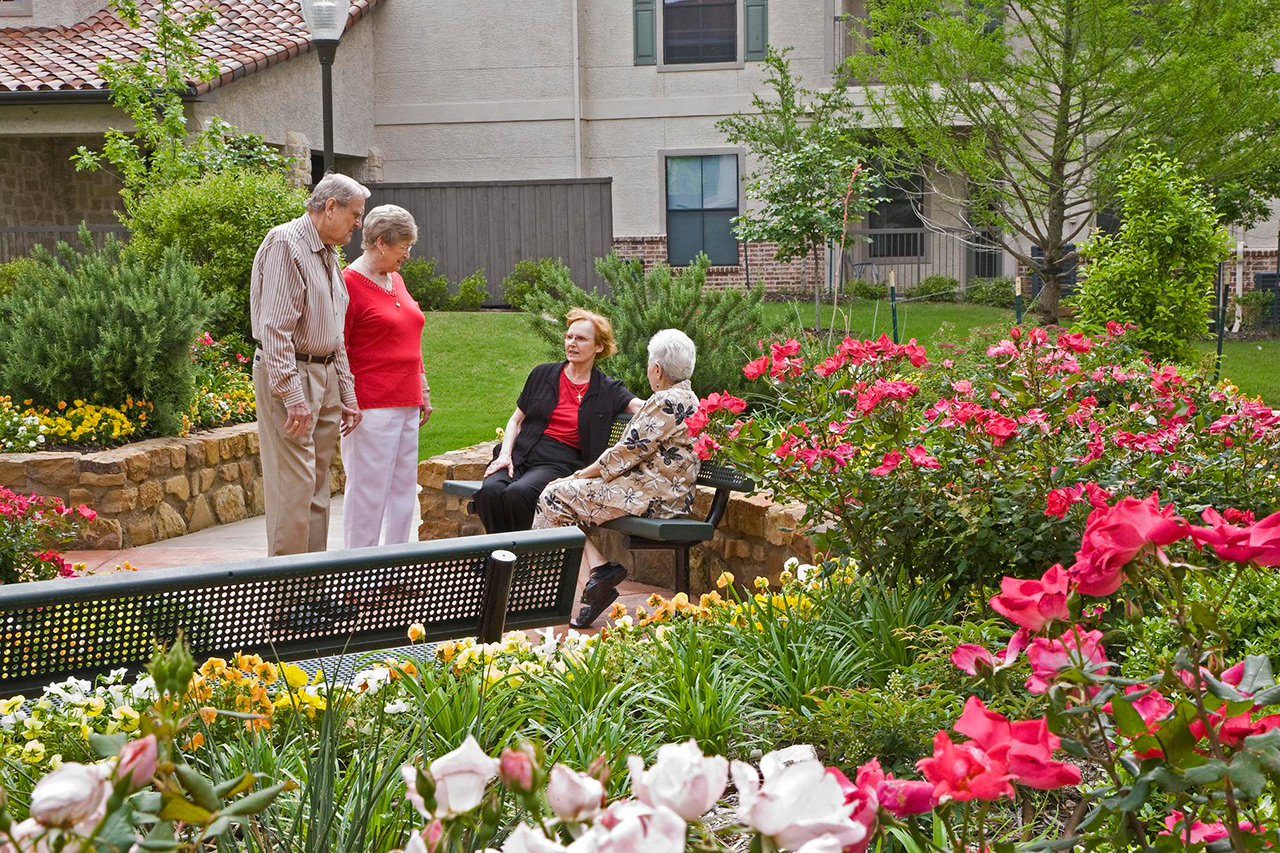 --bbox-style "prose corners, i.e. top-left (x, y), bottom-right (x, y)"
top-left (0, 258), bottom-right (41, 299)
top-left (449, 270), bottom-right (488, 311)
top-left (775, 670), bottom-right (963, 777)
top-left (401, 257), bottom-right (451, 311)
top-left (1238, 288), bottom-right (1276, 328)
top-left (520, 252), bottom-right (773, 396)
top-left (845, 276), bottom-right (888, 300)
top-left (127, 167), bottom-right (307, 342)
top-left (912, 274), bottom-right (959, 302)
top-left (0, 230), bottom-right (210, 436)
top-left (964, 276), bottom-right (1018, 308)
top-left (501, 258), bottom-right (567, 310)
top-left (1073, 147), bottom-right (1232, 363)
